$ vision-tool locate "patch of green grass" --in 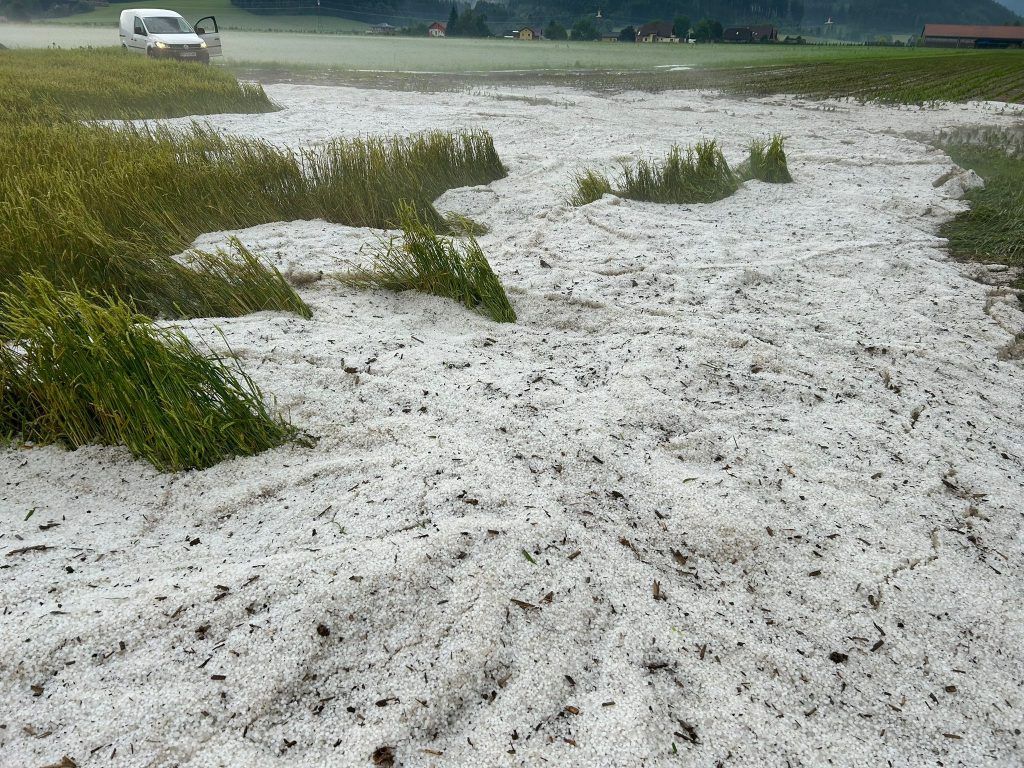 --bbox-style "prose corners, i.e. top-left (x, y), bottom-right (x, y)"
top-left (569, 170), bottom-right (614, 207)
top-left (572, 136), bottom-right (793, 207)
top-left (940, 132), bottom-right (1024, 269)
top-left (443, 212), bottom-right (490, 237)
top-left (175, 239), bottom-right (313, 319)
top-left (621, 141), bottom-right (738, 204)
top-left (0, 116), bottom-right (506, 321)
top-left (0, 47), bottom-right (275, 122)
top-left (298, 130), bottom-right (507, 231)
top-left (571, 140), bottom-right (739, 206)
top-left (0, 275), bottom-right (295, 471)
top-left (740, 134), bottom-right (793, 184)
top-left (937, 129), bottom-right (1024, 358)
top-left (341, 205), bottom-right (516, 323)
